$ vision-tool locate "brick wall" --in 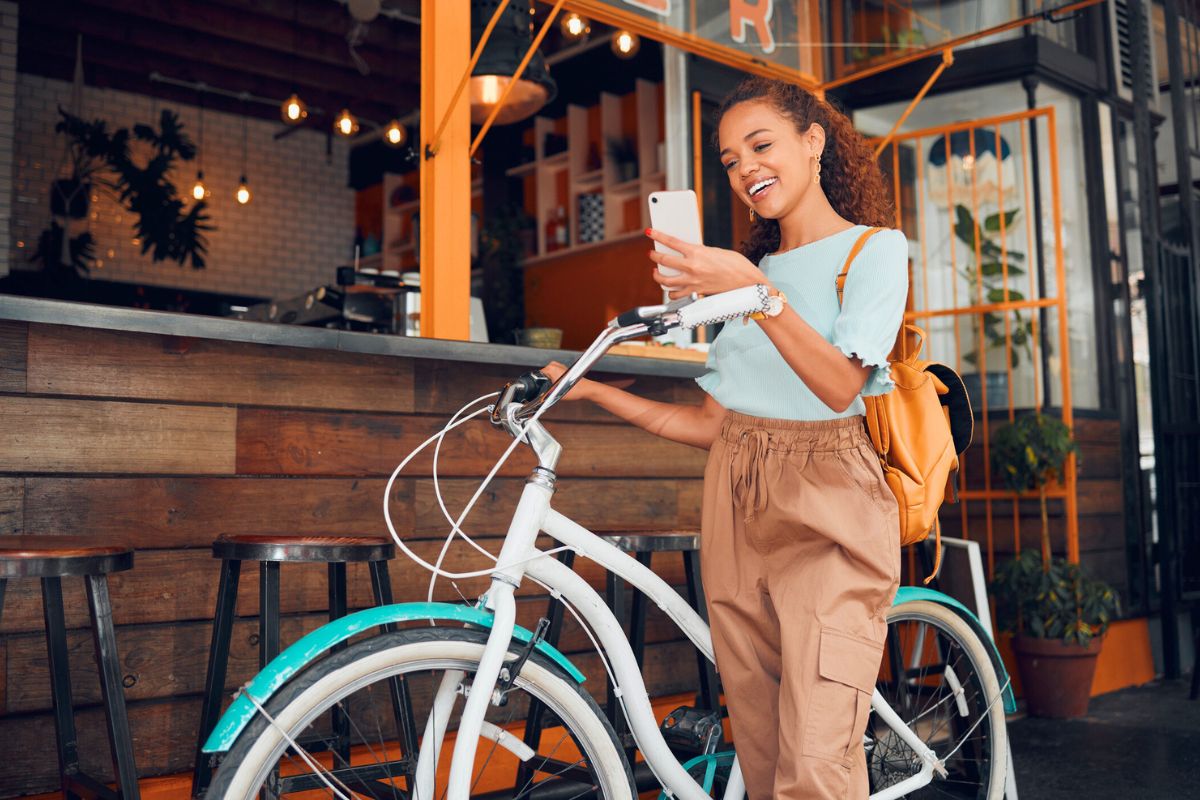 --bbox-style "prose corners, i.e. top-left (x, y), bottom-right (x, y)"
top-left (0, 2), bottom-right (17, 278)
top-left (9, 74), bottom-right (356, 300)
